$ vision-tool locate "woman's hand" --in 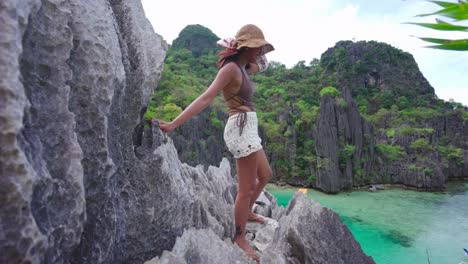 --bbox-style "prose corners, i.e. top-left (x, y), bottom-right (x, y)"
top-left (152, 119), bottom-right (176, 133)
